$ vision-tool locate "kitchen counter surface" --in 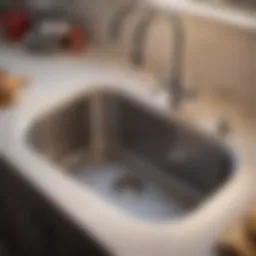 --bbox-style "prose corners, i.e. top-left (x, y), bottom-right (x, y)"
top-left (0, 42), bottom-right (255, 256)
